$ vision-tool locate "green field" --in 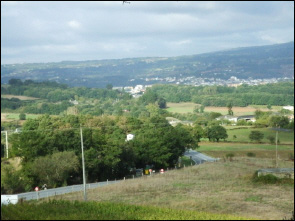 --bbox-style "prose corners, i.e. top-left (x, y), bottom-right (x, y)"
top-left (4, 113), bottom-right (40, 120)
top-left (166, 102), bottom-right (197, 113)
top-left (198, 142), bottom-right (294, 159)
top-left (1, 200), bottom-right (250, 220)
top-left (225, 127), bottom-right (294, 144)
